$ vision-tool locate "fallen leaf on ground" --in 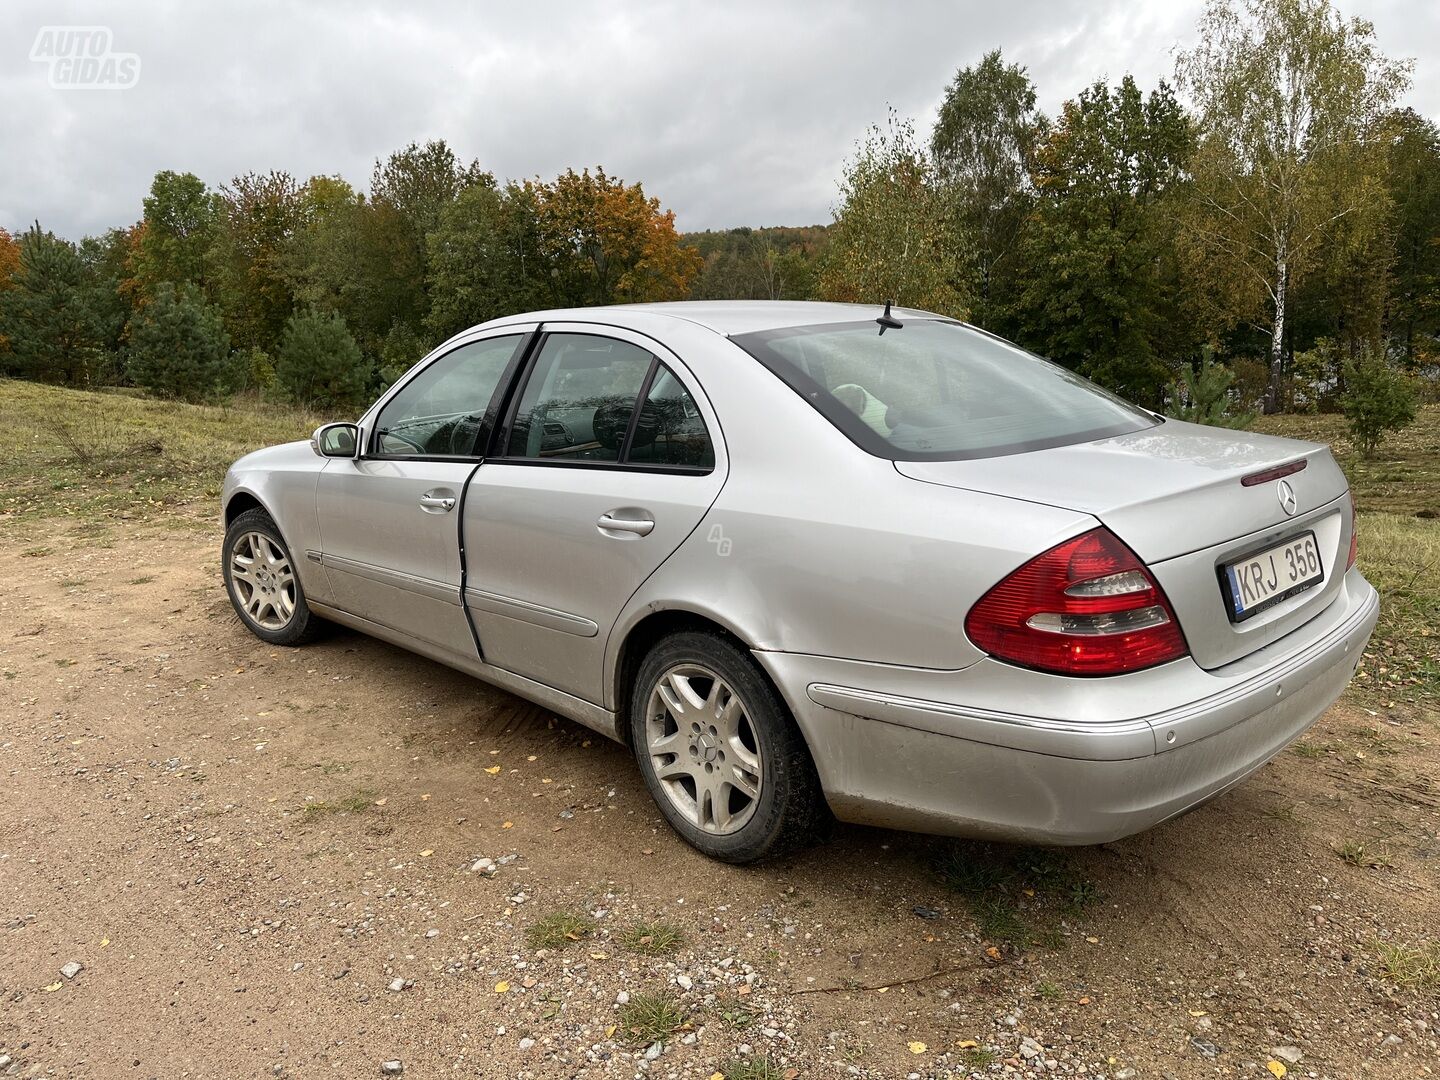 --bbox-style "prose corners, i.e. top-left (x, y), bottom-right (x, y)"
top-left (985, 946), bottom-right (1001, 959)
top-left (957, 1040), bottom-right (979, 1049)
top-left (99, 937), bottom-right (109, 948)
top-left (1078, 996), bottom-right (1091, 1005)
top-left (419, 849), bottom-right (433, 857)
top-left (374, 798), bottom-right (387, 806)
top-left (1267, 1061), bottom-right (1288, 1078)
top-left (484, 766), bottom-right (501, 775)
top-left (606, 1026), bottom-right (617, 1039)
top-left (502, 821), bottom-right (514, 829)
top-left (43, 982), bottom-right (62, 992)
top-left (908, 1041), bottom-right (928, 1054)
top-left (1188, 1009), bottom-right (1208, 1017)
top-left (494, 980), bottom-right (509, 993)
